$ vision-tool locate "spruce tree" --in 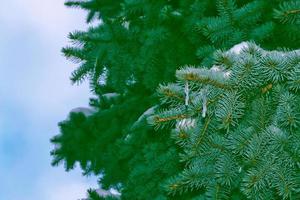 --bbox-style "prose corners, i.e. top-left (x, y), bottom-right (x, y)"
top-left (150, 42), bottom-right (300, 199)
top-left (51, 0), bottom-right (300, 199)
